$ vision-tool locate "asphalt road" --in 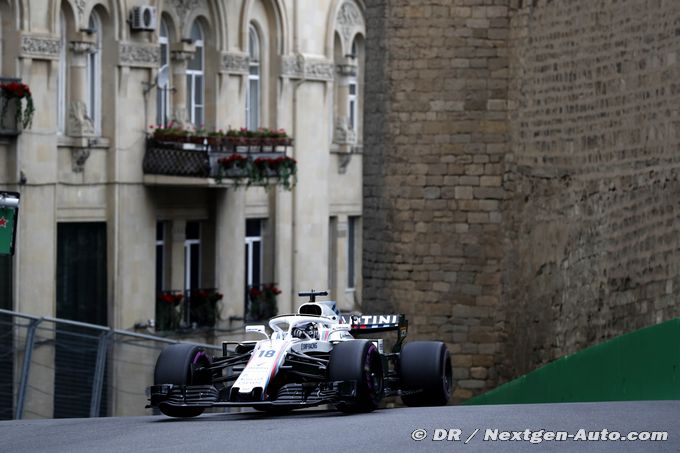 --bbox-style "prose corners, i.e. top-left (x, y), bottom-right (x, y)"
top-left (0, 400), bottom-right (678, 453)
